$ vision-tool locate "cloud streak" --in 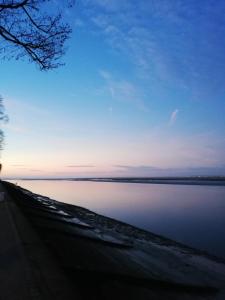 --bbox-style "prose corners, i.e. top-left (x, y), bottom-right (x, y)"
top-left (66, 165), bottom-right (95, 168)
top-left (114, 164), bottom-right (225, 176)
top-left (169, 109), bottom-right (179, 125)
top-left (82, 0), bottom-right (225, 100)
top-left (99, 70), bottom-right (148, 111)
